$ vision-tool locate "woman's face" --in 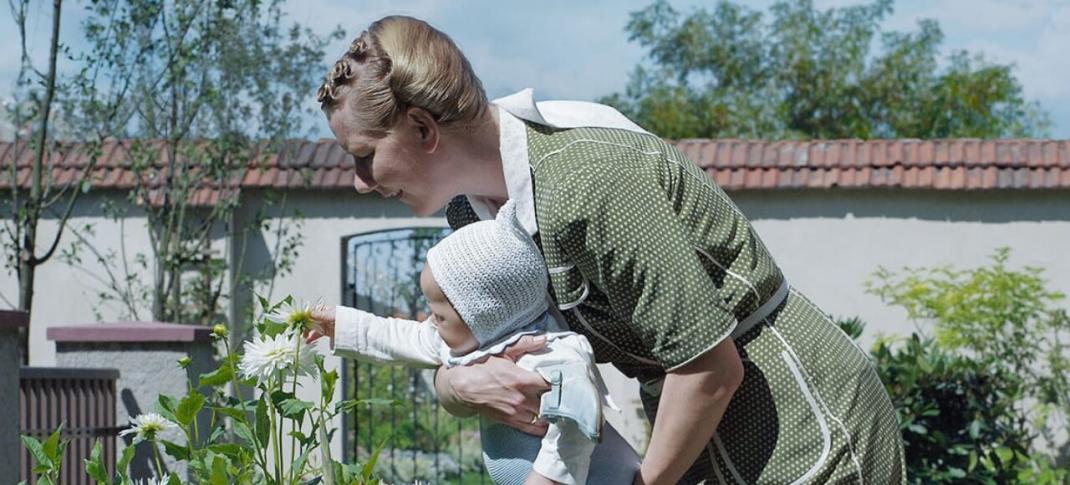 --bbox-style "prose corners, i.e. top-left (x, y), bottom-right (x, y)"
top-left (328, 106), bottom-right (454, 216)
top-left (420, 265), bottom-right (479, 354)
